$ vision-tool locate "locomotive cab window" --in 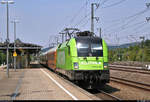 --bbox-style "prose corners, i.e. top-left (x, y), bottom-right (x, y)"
top-left (77, 43), bottom-right (89, 54)
top-left (91, 40), bottom-right (103, 57)
top-left (76, 37), bottom-right (103, 57)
